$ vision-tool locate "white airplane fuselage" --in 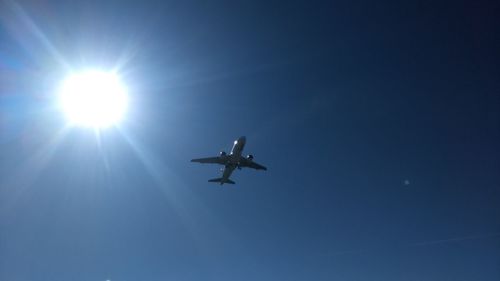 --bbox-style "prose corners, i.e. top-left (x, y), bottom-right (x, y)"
top-left (220, 136), bottom-right (246, 183)
top-left (230, 136), bottom-right (246, 161)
